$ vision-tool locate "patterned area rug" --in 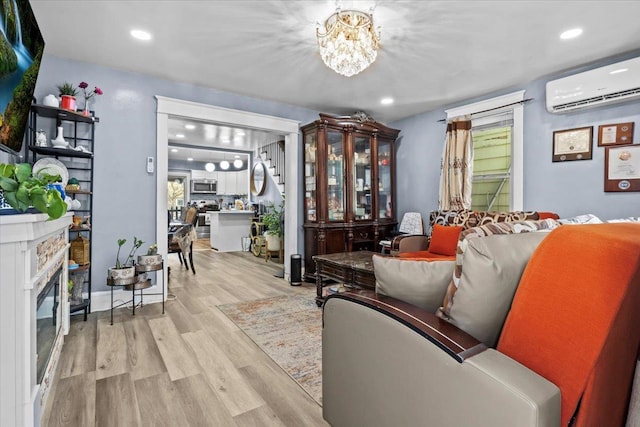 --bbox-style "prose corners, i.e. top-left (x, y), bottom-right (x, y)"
top-left (217, 294), bottom-right (323, 405)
